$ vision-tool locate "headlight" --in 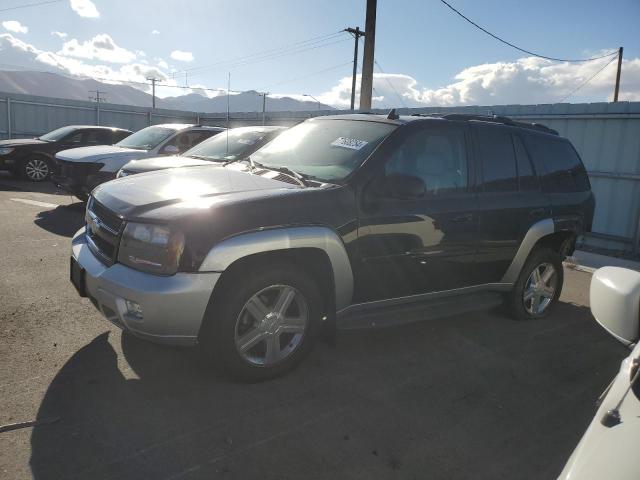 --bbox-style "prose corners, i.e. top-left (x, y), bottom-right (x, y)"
top-left (0, 147), bottom-right (15, 155)
top-left (117, 222), bottom-right (185, 275)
